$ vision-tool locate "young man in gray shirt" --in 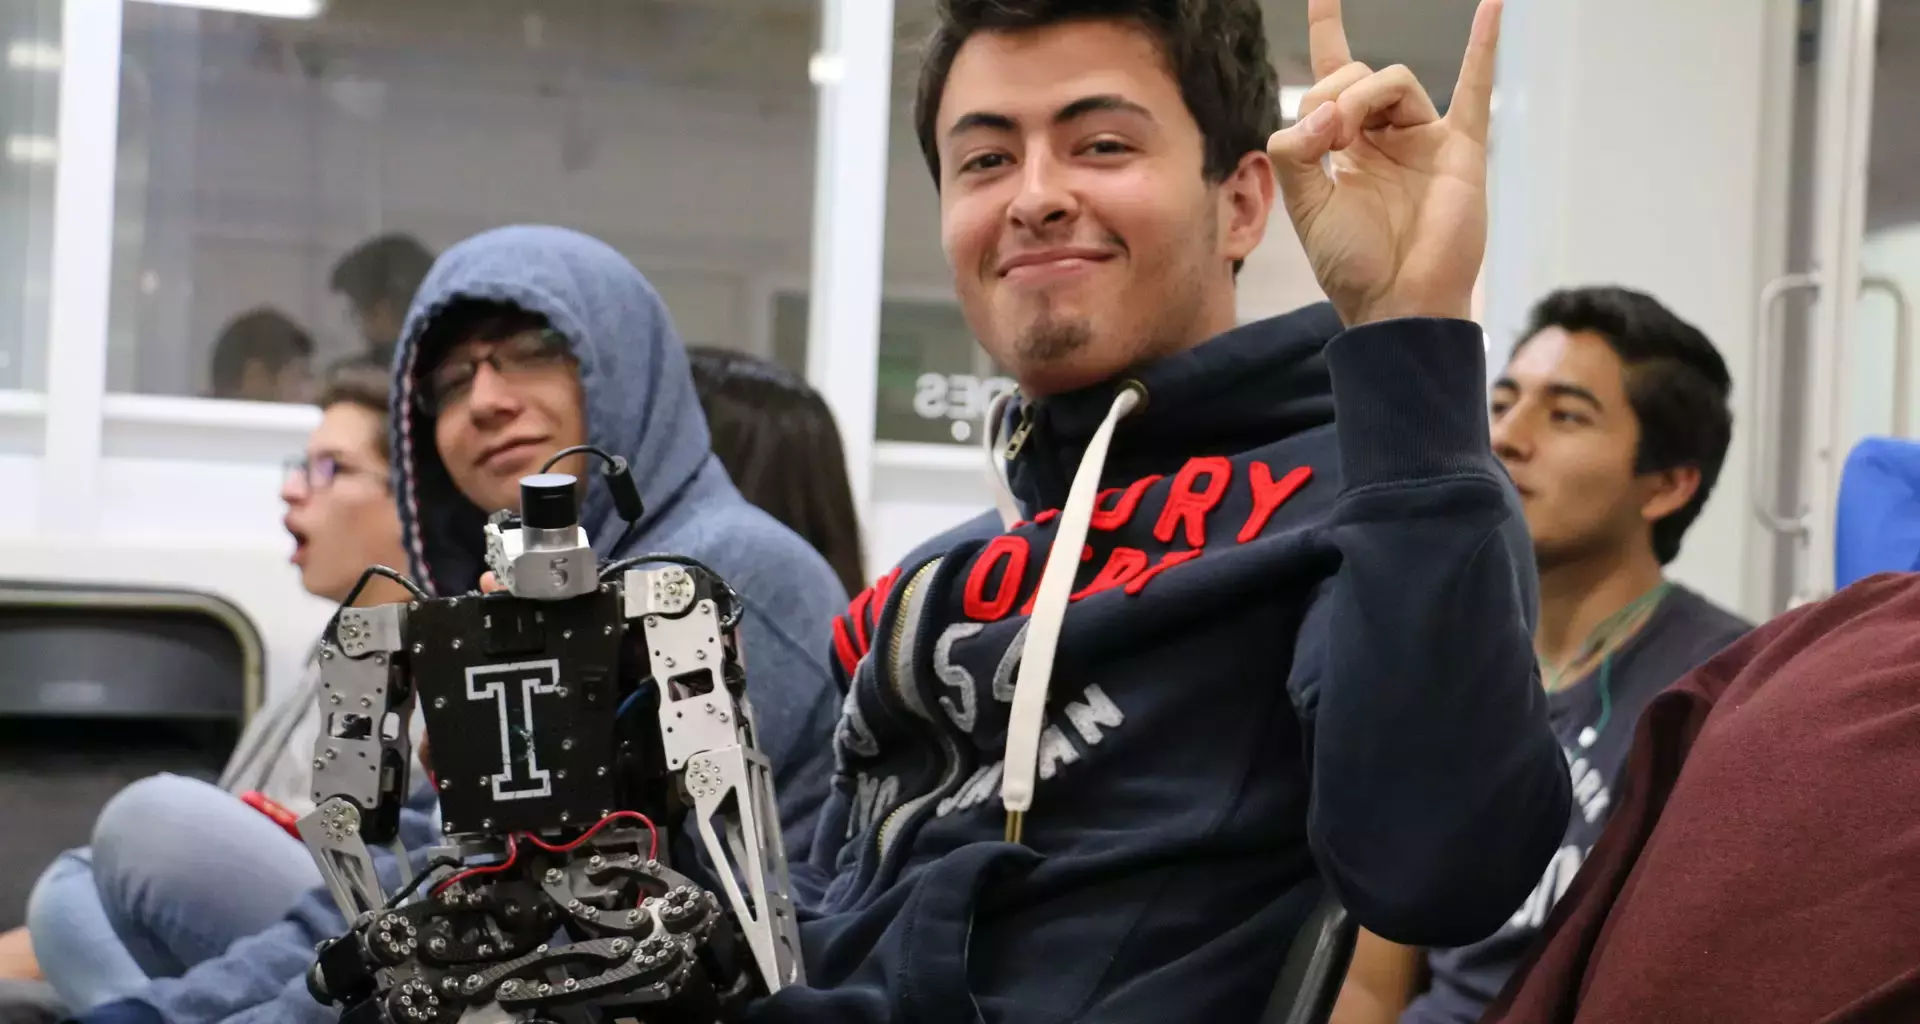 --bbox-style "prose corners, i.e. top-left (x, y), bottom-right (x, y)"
top-left (1334, 286), bottom-right (1754, 1024)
